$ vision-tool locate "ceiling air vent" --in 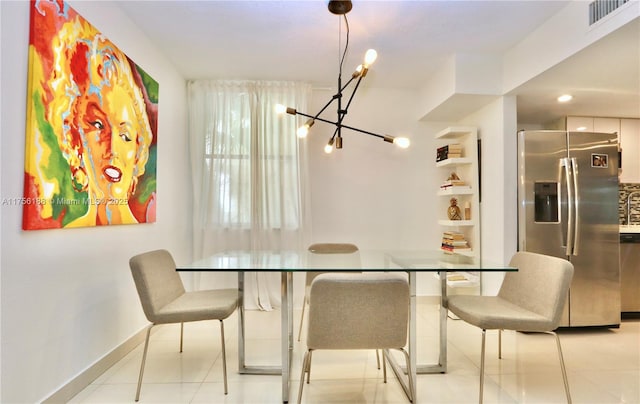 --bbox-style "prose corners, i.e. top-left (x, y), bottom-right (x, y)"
top-left (589, 0), bottom-right (630, 25)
